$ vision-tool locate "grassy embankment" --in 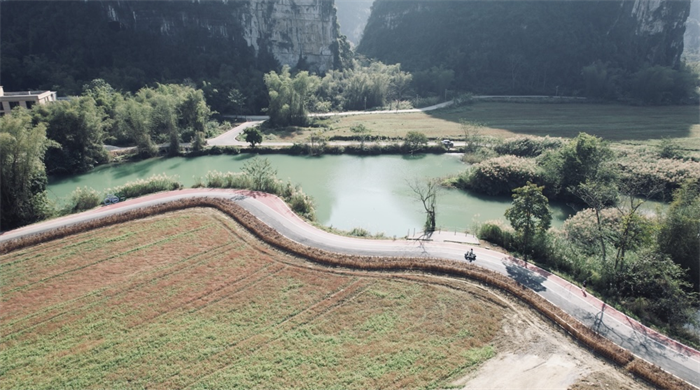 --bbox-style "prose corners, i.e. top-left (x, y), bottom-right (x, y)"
top-left (1, 208), bottom-right (501, 389)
